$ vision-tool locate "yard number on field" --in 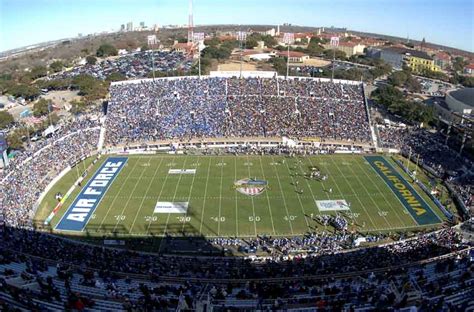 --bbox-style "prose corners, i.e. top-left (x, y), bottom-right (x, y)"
top-left (115, 215), bottom-right (126, 221)
top-left (211, 216), bottom-right (225, 222)
top-left (249, 216), bottom-right (261, 222)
